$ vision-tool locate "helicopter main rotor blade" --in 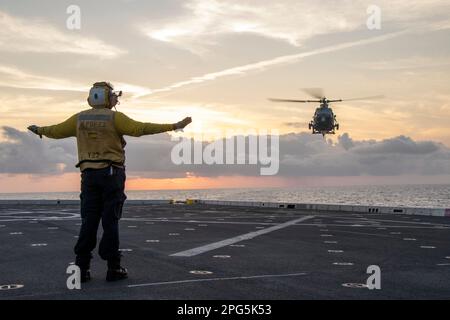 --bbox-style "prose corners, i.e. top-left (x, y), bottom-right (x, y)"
top-left (300, 88), bottom-right (324, 99)
top-left (338, 95), bottom-right (385, 102)
top-left (269, 98), bottom-right (321, 103)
